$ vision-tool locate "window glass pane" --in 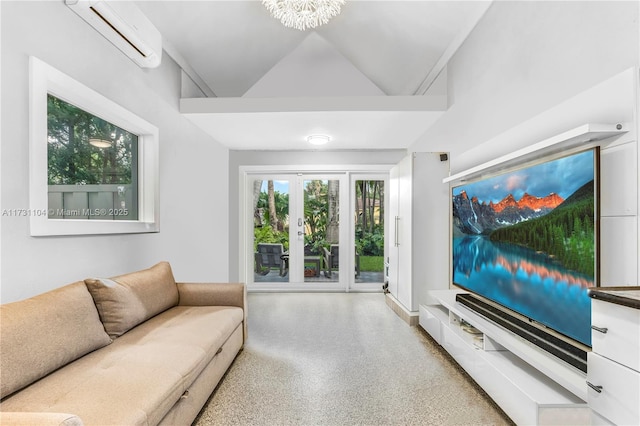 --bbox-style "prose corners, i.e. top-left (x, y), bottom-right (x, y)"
top-left (304, 179), bottom-right (339, 282)
top-left (253, 179), bottom-right (290, 282)
top-left (47, 94), bottom-right (138, 220)
top-left (355, 180), bottom-right (385, 283)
